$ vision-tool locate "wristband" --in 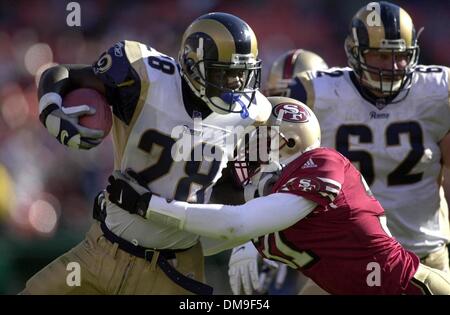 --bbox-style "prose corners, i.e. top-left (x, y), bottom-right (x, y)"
top-left (39, 92), bottom-right (62, 114)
